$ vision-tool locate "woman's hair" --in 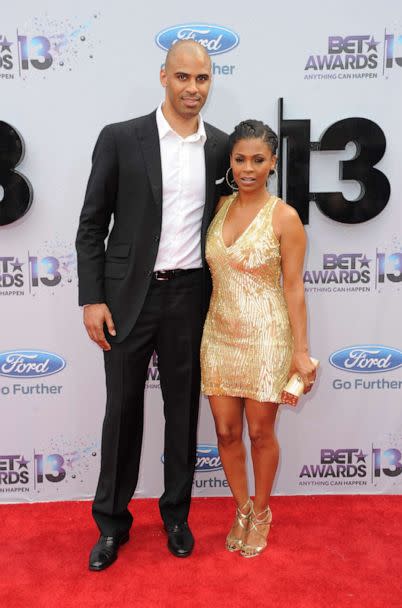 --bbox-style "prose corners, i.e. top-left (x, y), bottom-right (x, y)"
top-left (228, 120), bottom-right (278, 156)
